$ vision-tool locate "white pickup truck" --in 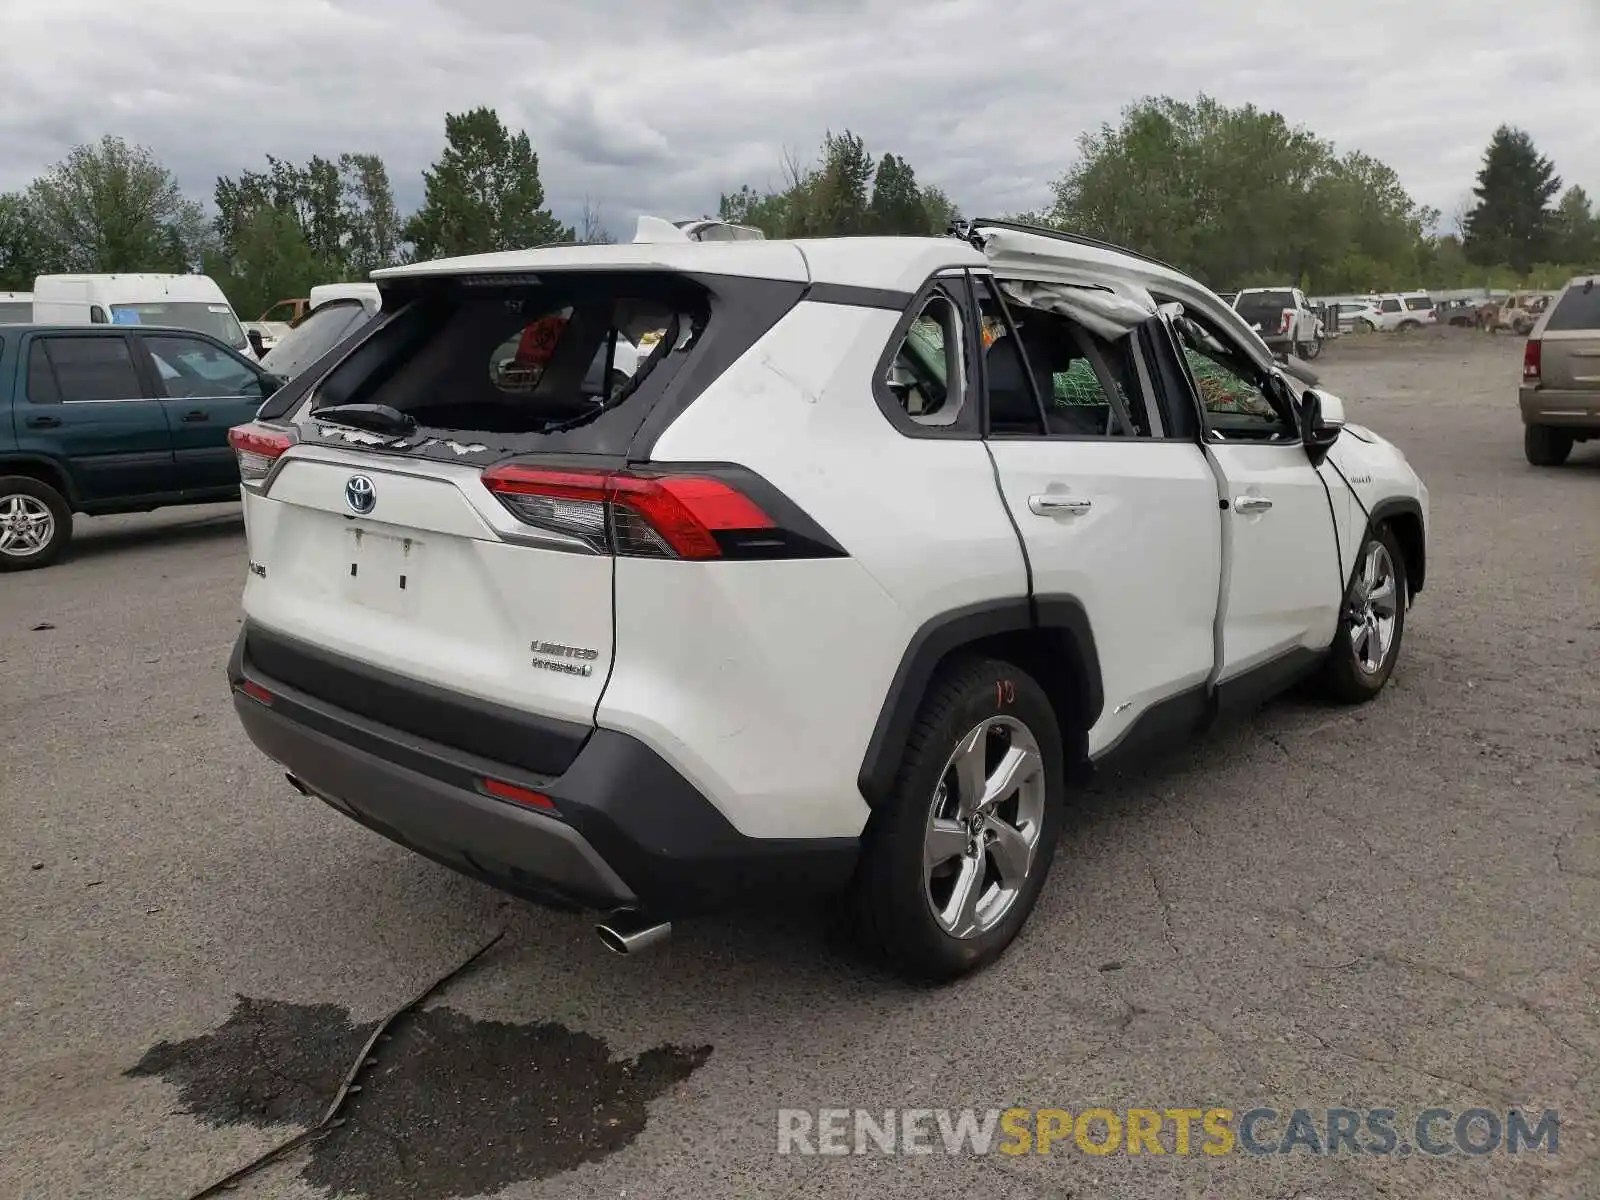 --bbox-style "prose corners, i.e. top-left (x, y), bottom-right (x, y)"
top-left (1233, 287), bottom-right (1325, 359)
